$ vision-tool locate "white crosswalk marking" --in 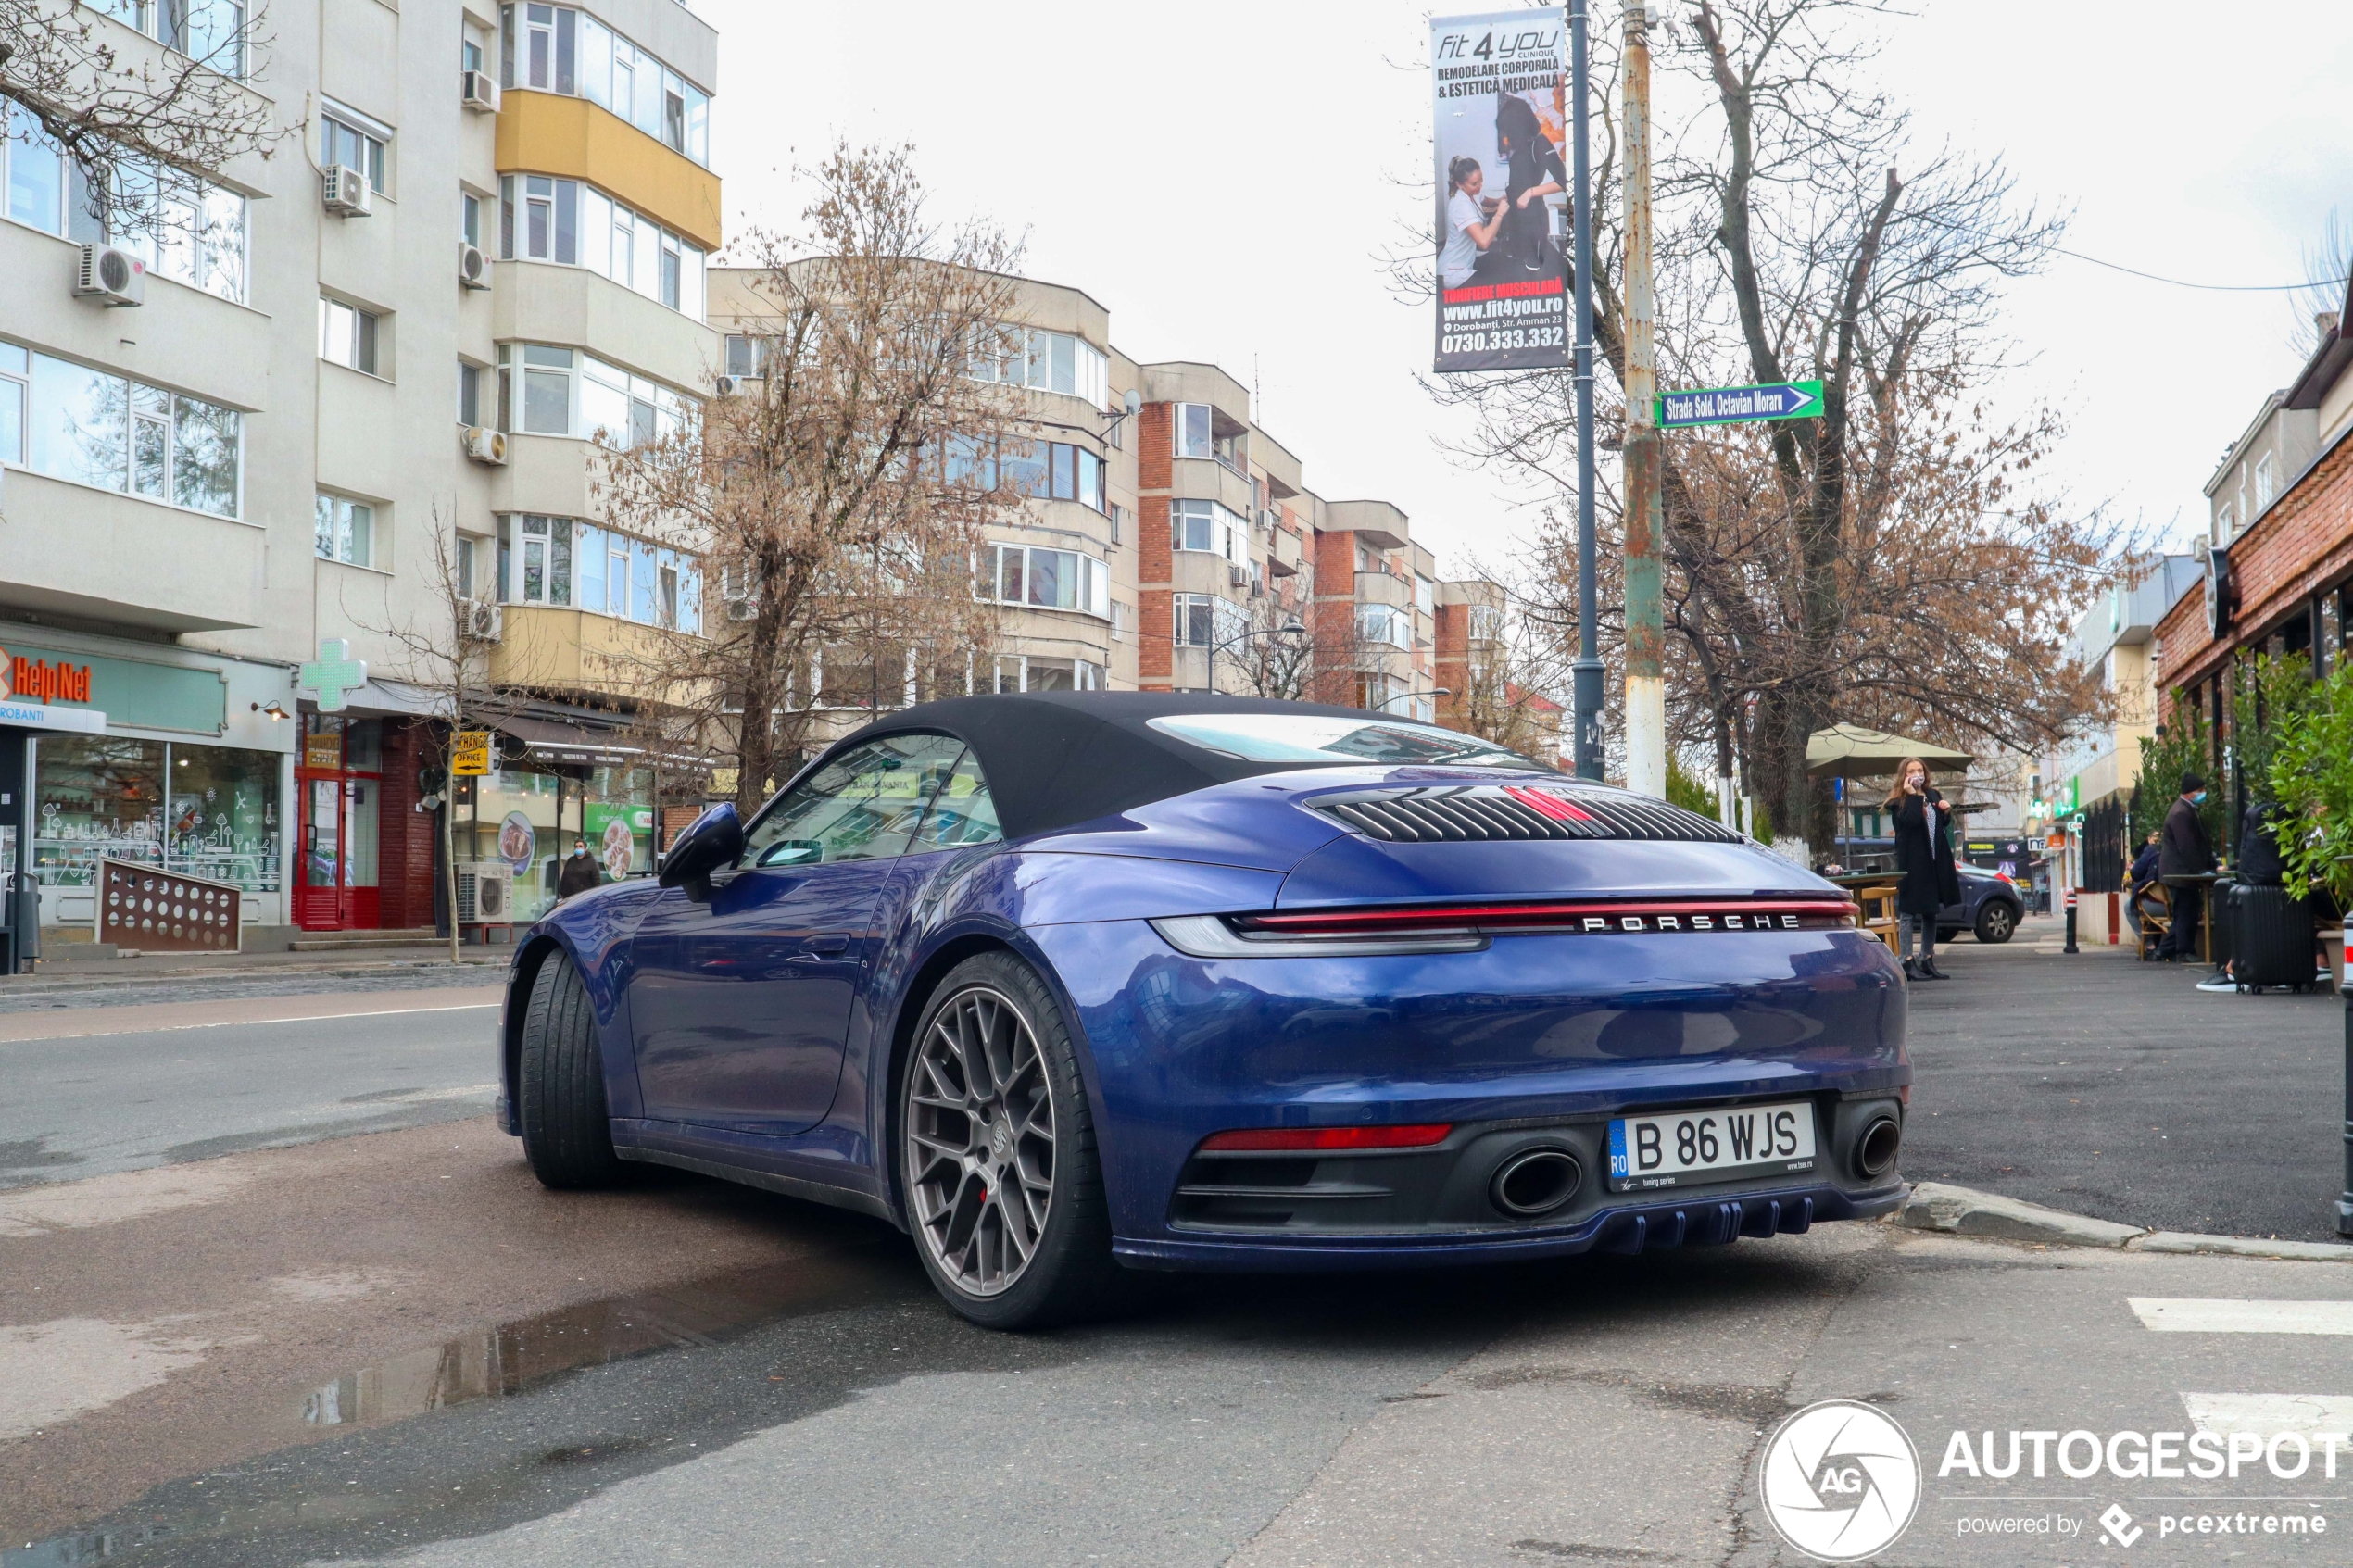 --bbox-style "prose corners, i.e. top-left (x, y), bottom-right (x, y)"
top-left (2129, 1298), bottom-right (2353, 1335)
top-left (2183, 1392), bottom-right (2353, 1440)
